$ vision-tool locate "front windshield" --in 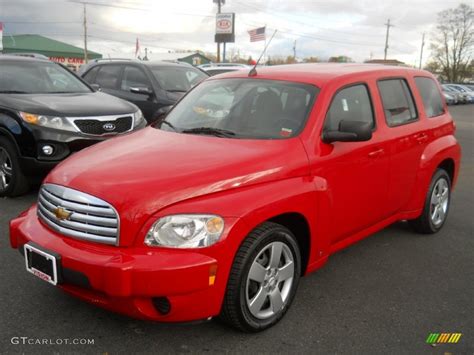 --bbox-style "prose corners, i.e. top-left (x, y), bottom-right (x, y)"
top-left (150, 66), bottom-right (208, 92)
top-left (0, 61), bottom-right (92, 94)
top-left (158, 78), bottom-right (318, 139)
